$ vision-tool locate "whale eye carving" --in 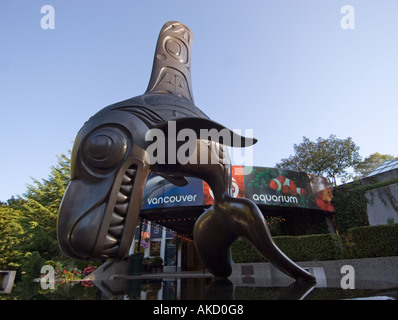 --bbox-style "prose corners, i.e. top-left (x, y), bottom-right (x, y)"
top-left (82, 127), bottom-right (128, 170)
